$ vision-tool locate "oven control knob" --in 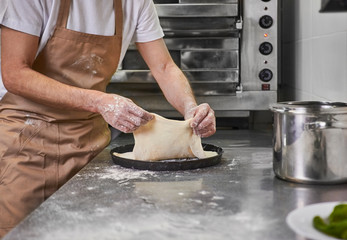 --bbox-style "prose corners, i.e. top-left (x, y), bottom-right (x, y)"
top-left (259, 42), bottom-right (273, 55)
top-left (259, 69), bottom-right (273, 82)
top-left (259, 15), bottom-right (273, 29)
top-left (261, 0), bottom-right (271, 2)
